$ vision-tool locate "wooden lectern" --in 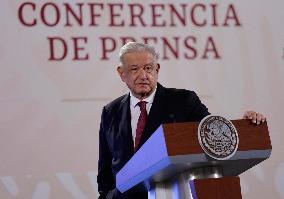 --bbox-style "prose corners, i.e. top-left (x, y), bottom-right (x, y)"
top-left (116, 119), bottom-right (271, 198)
